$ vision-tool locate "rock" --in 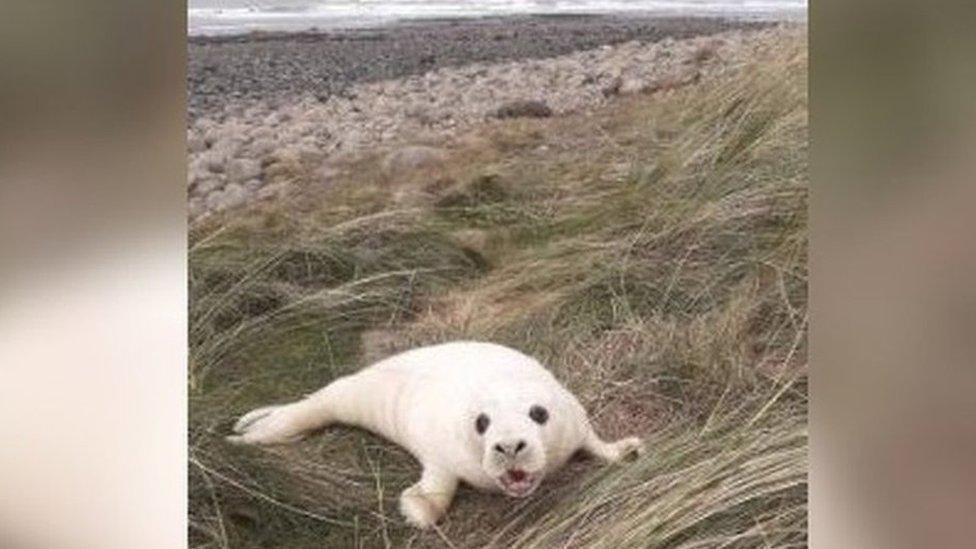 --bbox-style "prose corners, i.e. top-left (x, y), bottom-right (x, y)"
top-left (257, 182), bottom-right (287, 201)
top-left (243, 179), bottom-right (263, 193)
top-left (227, 158), bottom-right (262, 182)
top-left (194, 117), bottom-right (216, 133)
top-left (204, 191), bottom-right (222, 211)
top-left (297, 145), bottom-right (324, 166)
top-left (187, 134), bottom-right (207, 153)
top-left (187, 158), bottom-right (209, 185)
top-left (382, 145), bottom-right (447, 174)
top-left (406, 105), bottom-right (435, 126)
top-left (492, 100), bottom-right (553, 119)
top-left (200, 138), bottom-right (240, 173)
top-left (206, 183), bottom-right (248, 212)
top-left (188, 197), bottom-right (205, 218)
top-left (215, 122), bottom-right (249, 145)
top-left (250, 138), bottom-right (275, 157)
top-left (251, 127), bottom-right (273, 142)
top-left (294, 122), bottom-right (315, 137)
top-left (199, 150), bottom-right (227, 174)
top-left (601, 77), bottom-right (623, 97)
top-left (194, 176), bottom-right (223, 196)
top-left (195, 117), bottom-right (218, 145)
